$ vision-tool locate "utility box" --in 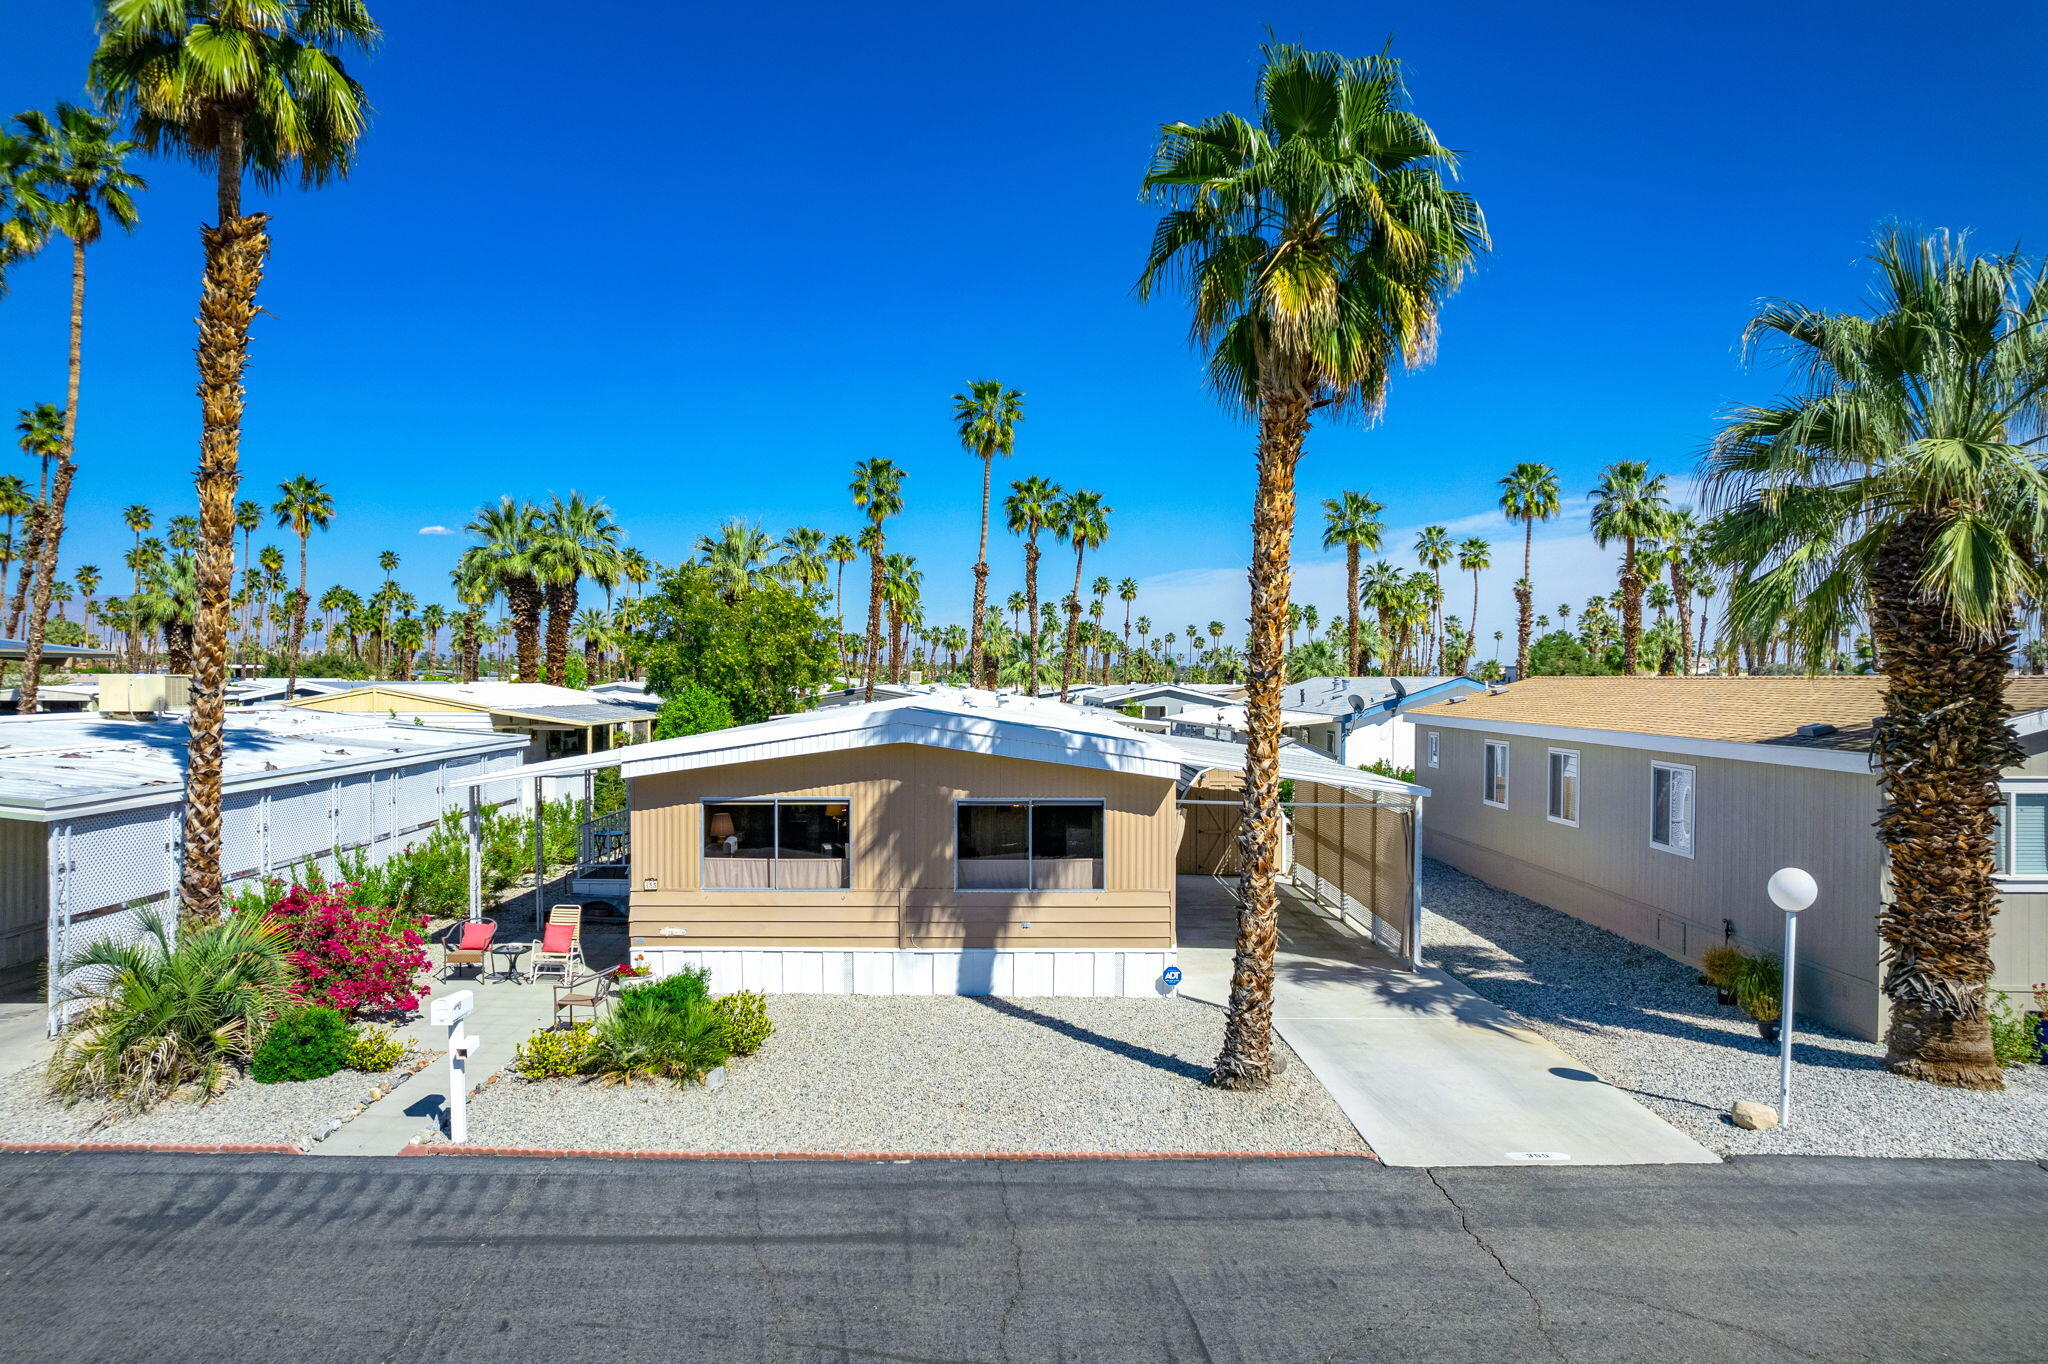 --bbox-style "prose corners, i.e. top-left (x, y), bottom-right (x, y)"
top-left (96, 674), bottom-right (192, 716)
